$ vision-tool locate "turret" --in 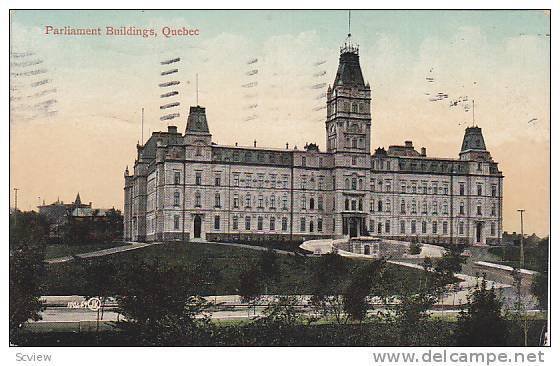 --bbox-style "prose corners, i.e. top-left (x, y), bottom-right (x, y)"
top-left (459, 126), bottom-right (491, 161)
